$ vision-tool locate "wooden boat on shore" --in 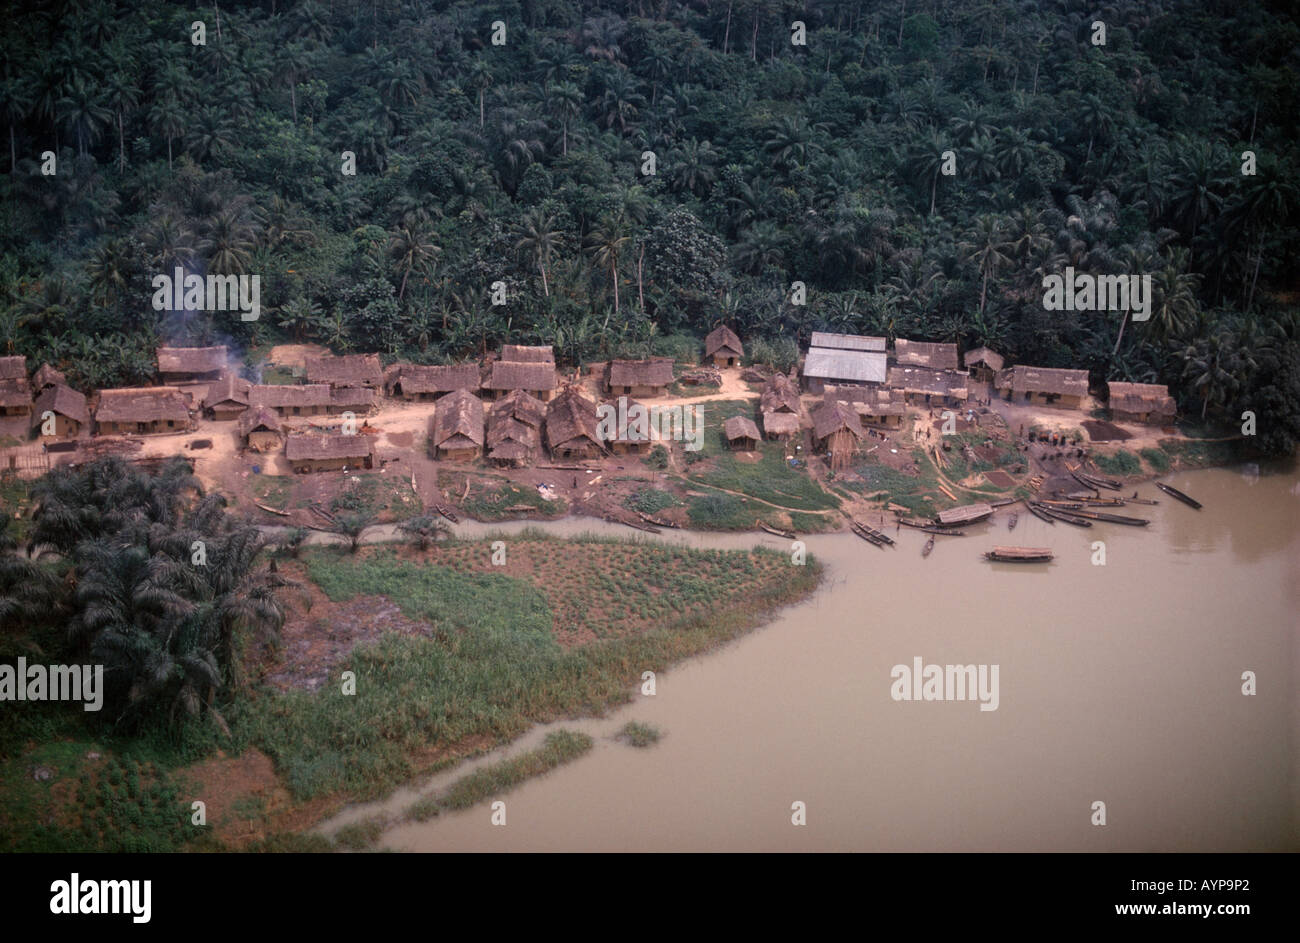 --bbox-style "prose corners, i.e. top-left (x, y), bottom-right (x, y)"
top-left (898, 516), bottom-right (933, 529)
top-left (608, 513), bottom-right (659, 533)
top-left (433, 502), bottom-right (459, 524)
top-left (850, 522), bottom-right (887, 548)
top-left (1033, 503), bottom-right (1094, 527)
top-left (1065, 508), bottom-right (1151, 526)
top-left (1007, 512), bottom-right (1018, 531)
top-left (1156, 482), bottom-right (1202, 509)
top-left (1074, 469), bottom-right (1122, 491)
top-left (1126, 492), bottom-right (1160, 506)
top-left (851, 519), bottom-right (895, 546)
top-left (636, 510), bottom-right (678, 528)
top-left (984, 546), bottom-right (1054, 563)
top-left (922, 536), bottom-right (935, 557)
top-left (1025, 502), bottom-right (1056, 524)
top-left (1038, 499), bottom-right (1084, 509)
top-left (758, 520), bottom-right (797, 539)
